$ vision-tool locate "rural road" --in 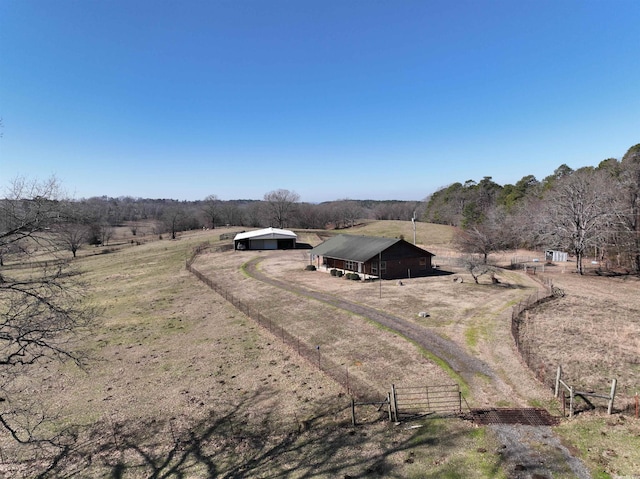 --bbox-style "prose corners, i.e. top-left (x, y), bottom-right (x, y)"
top-left (239, 254), bottom-right (592, 479)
